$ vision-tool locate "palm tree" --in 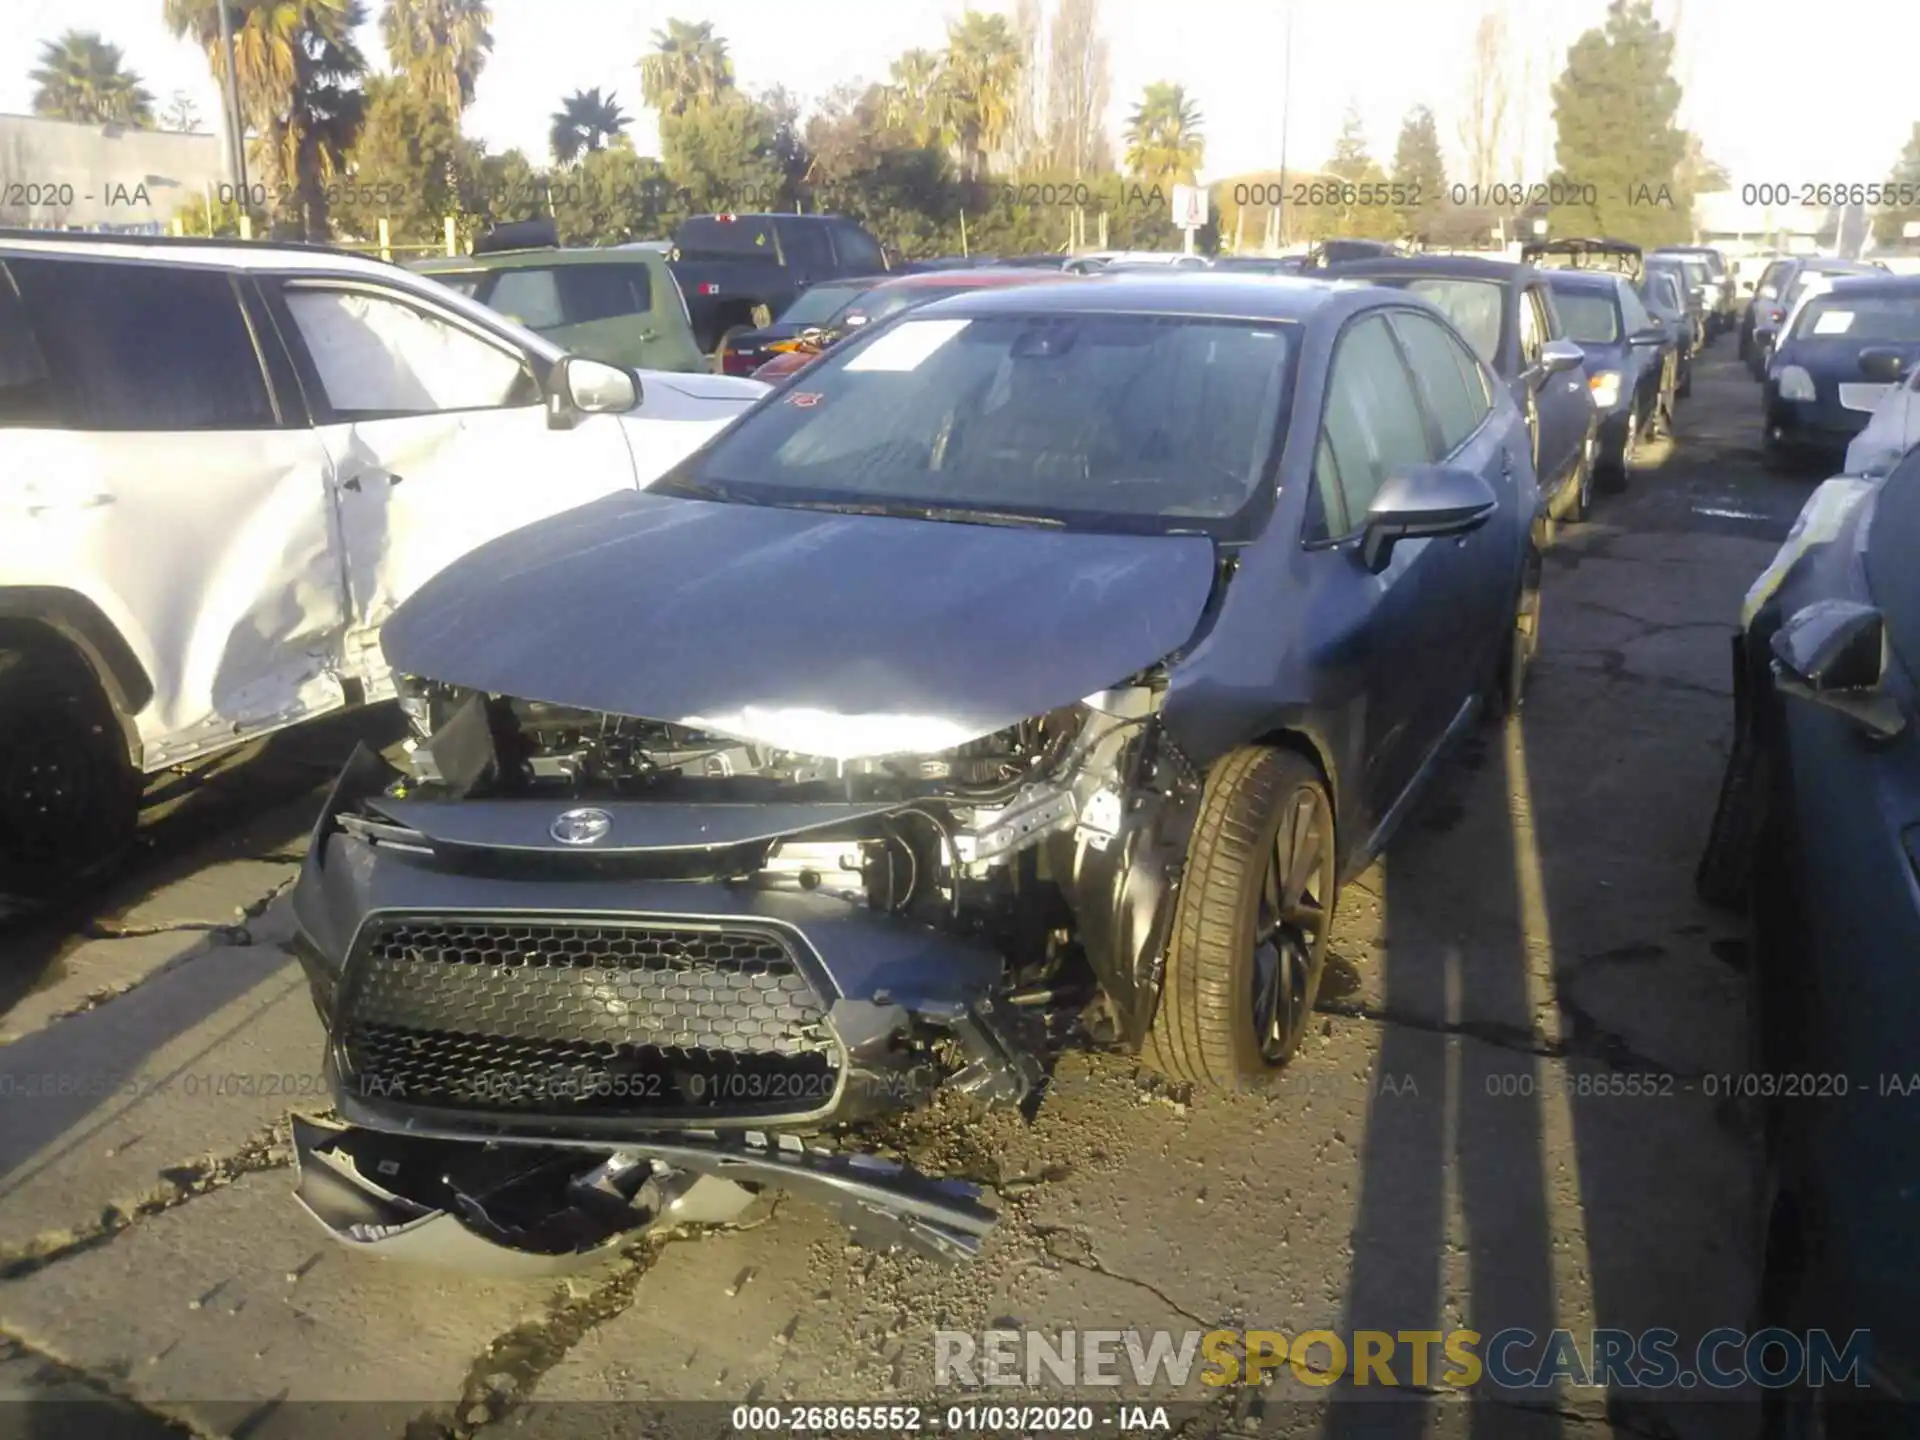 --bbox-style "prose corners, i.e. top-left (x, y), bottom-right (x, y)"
top-left (381, 0), bottom-right (492, 112)
top-left (164, 0), bottom-right (368, 238)
top-left (639, 19), bottom-right (732, 119)
top-left (938, 11), bottom-right (1023, 180)
top-left (1124, 81), bottom-right (1204, 186)
top-left (550, 88), bottom-right (628, 166)
top-left (883, 48), bottom-right (952, 151)
top-left (29, 31), bottom-right (156, 126)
